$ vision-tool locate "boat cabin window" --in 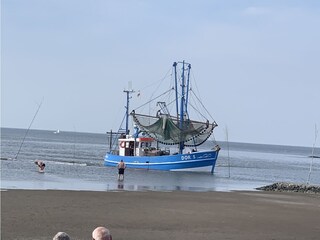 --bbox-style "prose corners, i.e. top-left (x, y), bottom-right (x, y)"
top-left (140, 142), bottom-right (151, 148)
